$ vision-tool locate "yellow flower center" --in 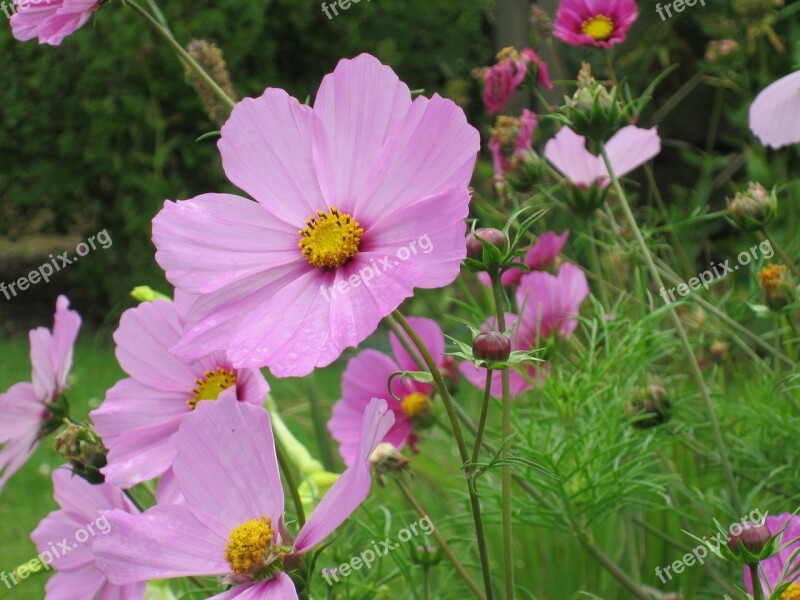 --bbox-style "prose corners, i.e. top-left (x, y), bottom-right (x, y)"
top-left (759, 264), bottom-right (784, 290)
top-left (188, 368), bottom-right (237, 410)
top-left (298, 206), bottom-right (364, 269)
top-left (581, 14), bottom-right (614, 41)
top-left (780, 584), bottom-right (800, 600)
top-left (225, 516), bottom-right (275, 576)
top-left (401, 392), bottom-right (430, 418)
